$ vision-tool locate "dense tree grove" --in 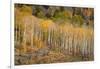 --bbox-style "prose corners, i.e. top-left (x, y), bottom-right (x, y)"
top-left (14, 4), bottom-right (94, 65)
